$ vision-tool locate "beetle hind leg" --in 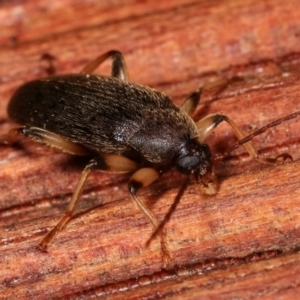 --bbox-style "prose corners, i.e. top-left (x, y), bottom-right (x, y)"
top-left (0, 126), bottom-right (91, 156)
top-left (80, 50), bottom-right (128, 81)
